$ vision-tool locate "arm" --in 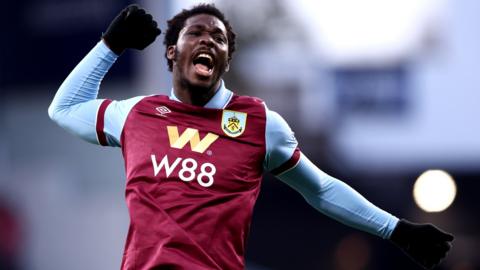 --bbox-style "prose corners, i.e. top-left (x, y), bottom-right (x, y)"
top-left (275, 153), bottom-right (398, 238)
top-left (48, 5), bottom-right (160, 146)
top-left (263, 108), bottom-right (398, 237)
top-left (48, 41), bottom-right (119, 145)
top-left (263, 108), bottom-right (397, 237)
top-left (276, 150), bottom-right (453, 269)
top-left (264, 108), bottom-right (453, 269)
